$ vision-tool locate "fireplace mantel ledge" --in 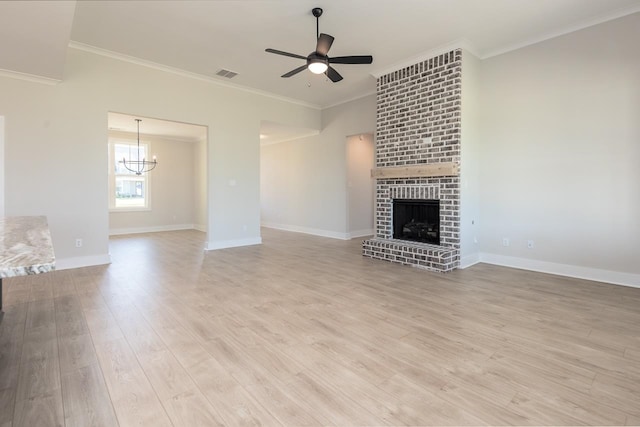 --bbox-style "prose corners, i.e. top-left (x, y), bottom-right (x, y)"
top-left (371, 162), bottom-right (458, 179)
